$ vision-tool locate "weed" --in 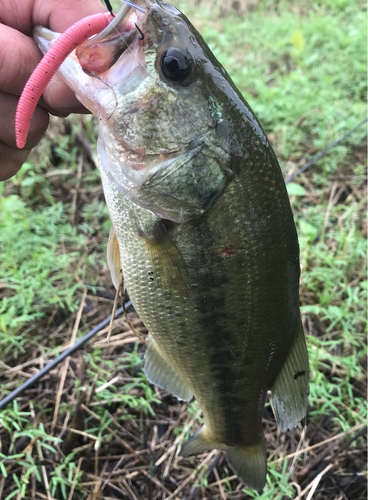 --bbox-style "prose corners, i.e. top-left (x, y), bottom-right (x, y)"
top-left (0, 0), bottom-right (366, 498)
